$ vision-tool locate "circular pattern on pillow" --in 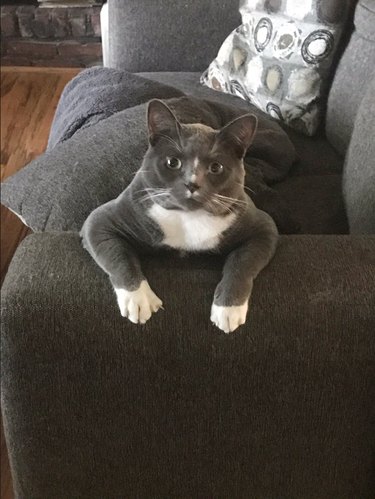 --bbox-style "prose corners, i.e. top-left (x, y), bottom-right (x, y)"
top-left (266, 102), bottom-right (283, 120)
top-left (287, 68), bottom-right (320, 101)
top-left (273, 22), bottom-right (301, 59)
top-left (245, 55), bottom-right (264, 93)
top-left (301, 29), bottom-right (334, 64)
top-left (254, 17), bottom-right (273, 52)
top-left (232, 48), bottom-right (247, 70)
top-left (230, 79), bottom-right (250, 100)
top-left (206, 62), bottom-right (229, 92)
top-left (236, 21), bottom-right (252, 38)
top-left (265, 65), bottom-right (283, 94)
